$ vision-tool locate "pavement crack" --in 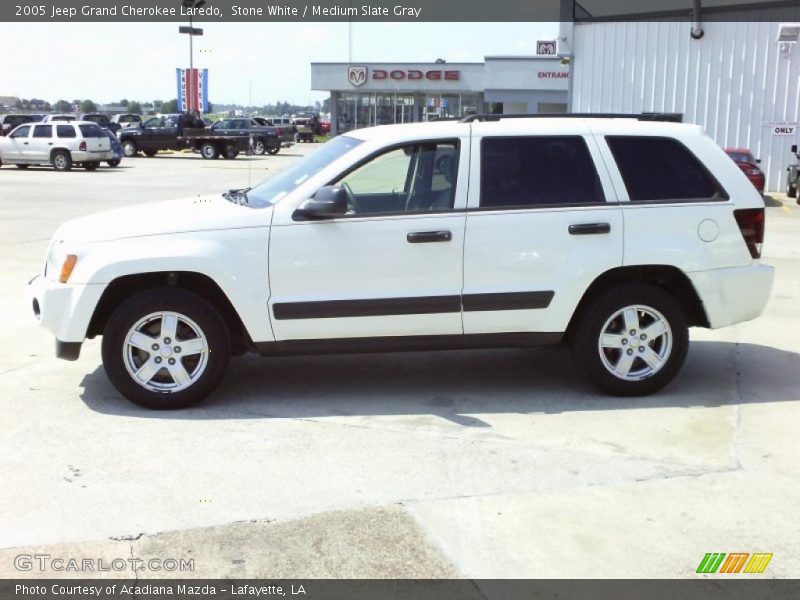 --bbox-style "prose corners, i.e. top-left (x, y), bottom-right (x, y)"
top-left (110, 532), bottom-right (144, 541)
